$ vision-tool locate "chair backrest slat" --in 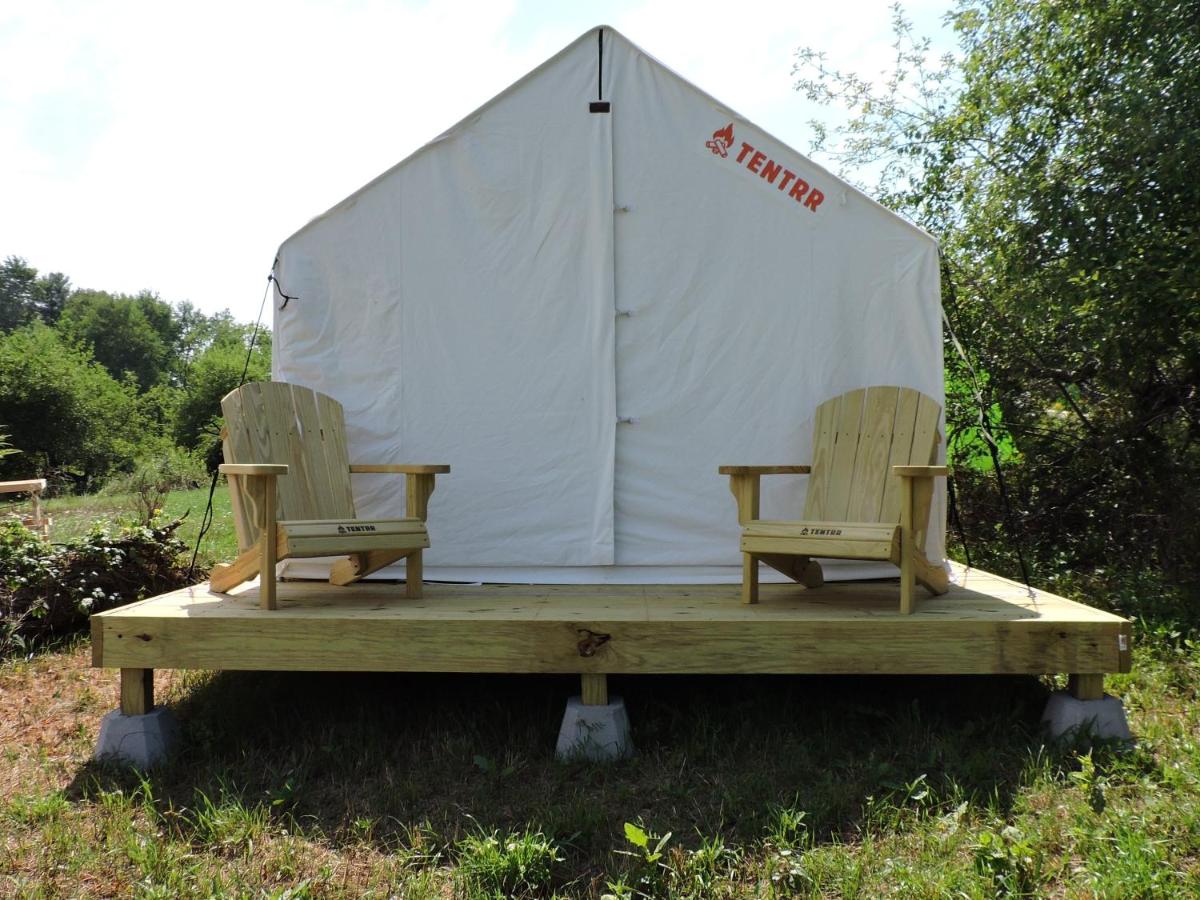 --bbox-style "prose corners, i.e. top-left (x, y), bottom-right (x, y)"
top-left (803, 385), bottom-right (941, 525)
top-left (222, 382), bottom-right (356, 550)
